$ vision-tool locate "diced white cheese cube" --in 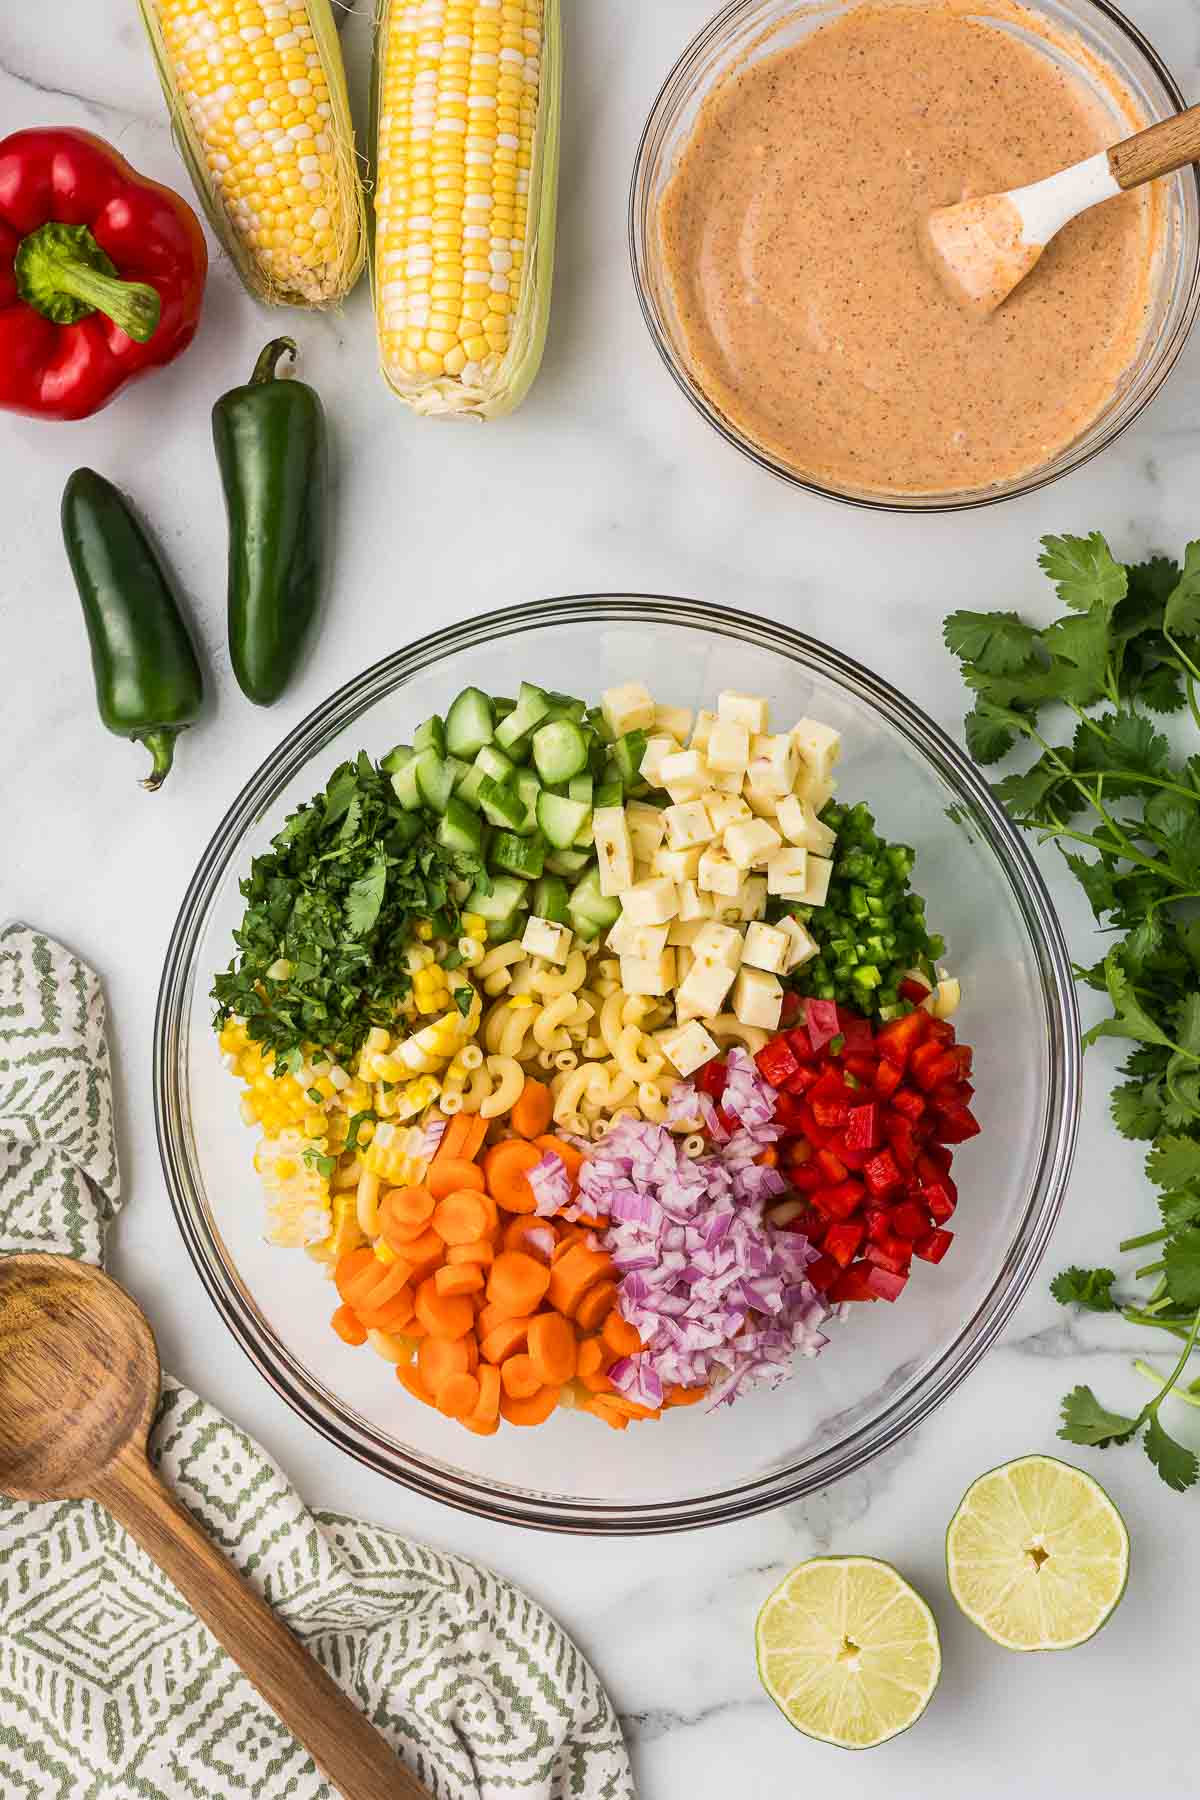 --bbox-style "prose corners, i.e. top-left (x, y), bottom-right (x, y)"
top-left (697, 846), bottom-right (743, 897)
top-left (800, 778), bottom-right (837, 814)
top-left (741, 920), bottom-right (789, 974)
top-left (653, 844), bottom-right (703, 882)
top-left (739, 875), bottom-right (767, 921)
top-left (619, 948), bottom-right (676, 996)
top-left (717, 690), bottom-right (770, 734)
top-left (724, 818), bottom-right (783, 869)
top-left (766, 847), bottom-right (810, 898)
top-left (746, 732), bottom-right (800, 796)
top-left (675, 945), bottom-right (694, 986)
top-left (707, 720), bottom-right (751, 774)
top-left (776, 793), bottom-right (837, 854)
top-left (626, 802), bottom-right (667, 866)
top-left (659, 749), bottom-right (707, 798)
top-left (654, 703), bottom-right (694, 741)
top-left (668, 915), bottom-right (709, 946)
top-left (744, 785), bottom-right (780, 820)
top-left (692, 920), bottom-right (744, 970)
top-left (801, 854), bottom-right (834, 908)
top-left (705, 765), bottom-right (744, 795)
top-left (732, 966), bottom-right (783, 1030)
top-left (663, 799), bottom-right (713, 851)
top-left (618, 876), bottom-right (679, 925)
top-left (602, 681), bottom-right (655, 738)
top-left (702, 790), bottom-right (751, 833)
top-left (791, 718), bottom-right (841, 788)
top-left (639, 735), bottom-right (680, 788)
top-left (608, 915), bottom-right (669, 960)
top-left (777, 914), bottom-right (819, 971)
top-left (676, 880), bottom-right (714, 922)
top-left (593, 806), bottom-right (635, 898)
top-left (676, 957), bottom-right (736, 1020)
top-left (521, 915), bottom-right (573, 965)
top-left (659, 1020), bottom-right (720, 1078)
top-left (690, 708), bottom-right (716, 753)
